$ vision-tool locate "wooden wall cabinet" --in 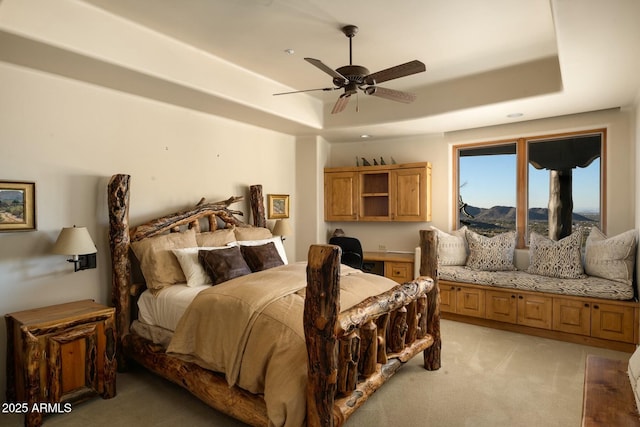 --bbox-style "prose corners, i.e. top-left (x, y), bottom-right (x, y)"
top-left (325, 162), bottom-right (431, 222)
top-left (5, 300), bottom-right (117, 427)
